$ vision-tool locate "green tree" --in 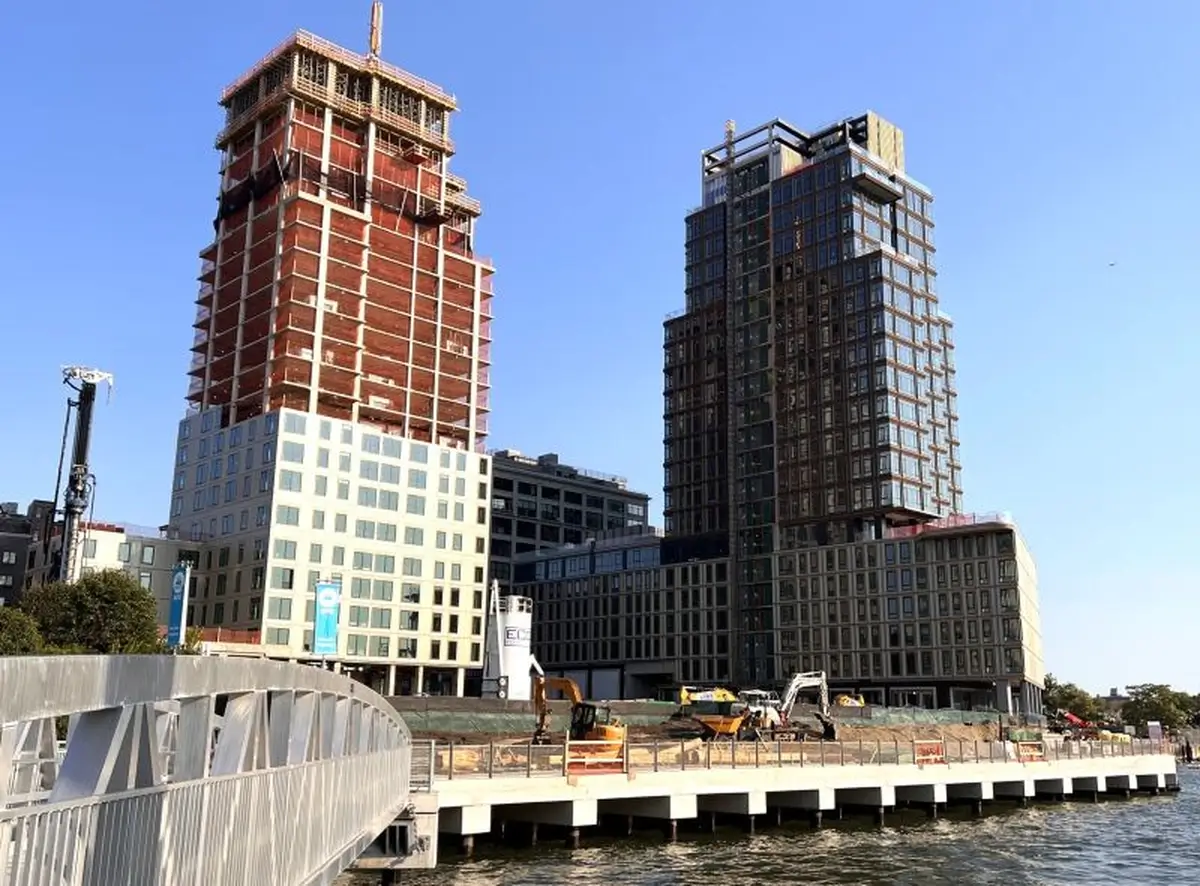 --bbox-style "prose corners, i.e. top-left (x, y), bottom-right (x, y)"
top-left (0, 607), bottom-right (44, 655)
top-left (21, 569), bottom-right (160, 654)
top-left (1043, 673), bottom-right (1103, 723)
top-left (1120, 683), bottom-right (1195, 730)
